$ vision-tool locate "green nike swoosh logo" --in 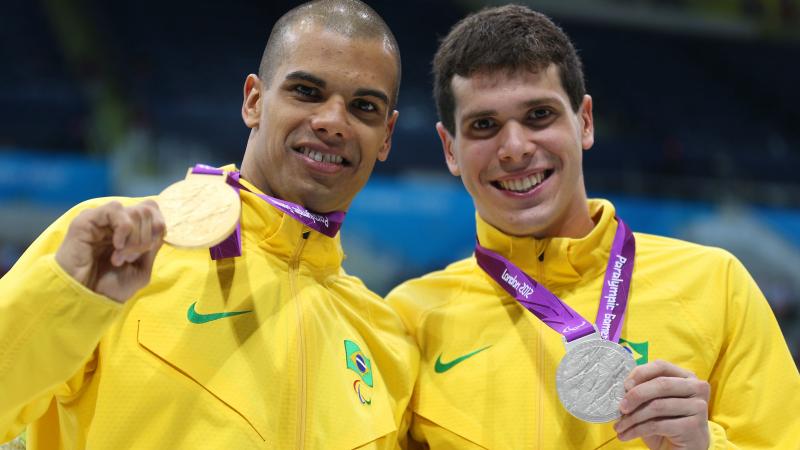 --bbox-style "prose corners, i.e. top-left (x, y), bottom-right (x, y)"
top-left (187, 302), bottom-right (252, 324)
top-left (434, 345), bottom-right (492, 373)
